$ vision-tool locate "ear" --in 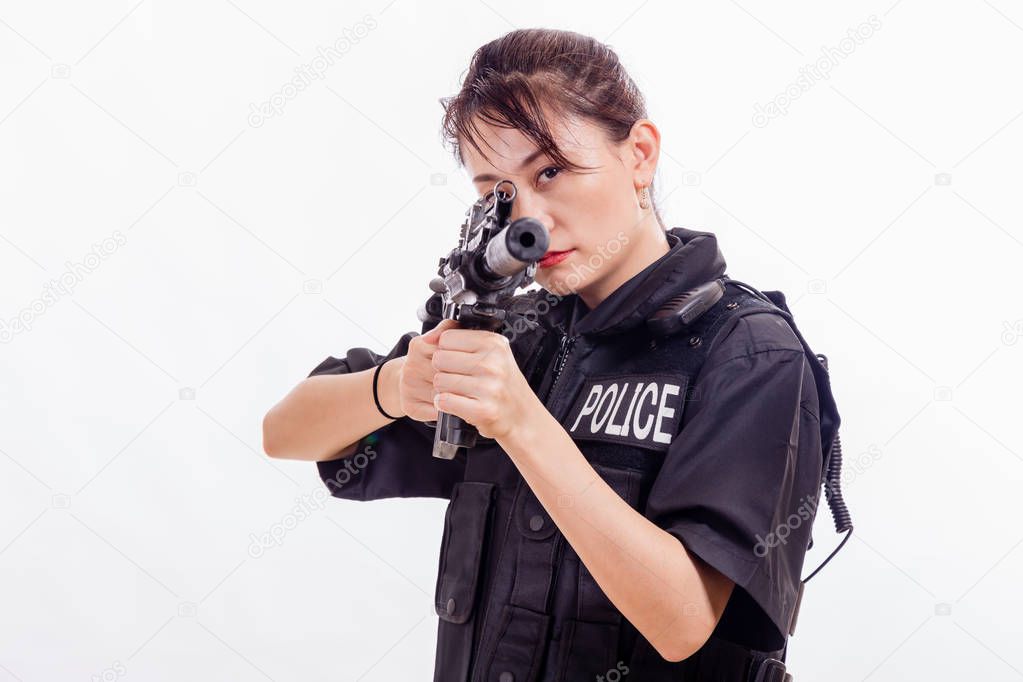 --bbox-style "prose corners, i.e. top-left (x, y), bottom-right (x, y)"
top-left (627, 118), bottom-right (661, 190)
